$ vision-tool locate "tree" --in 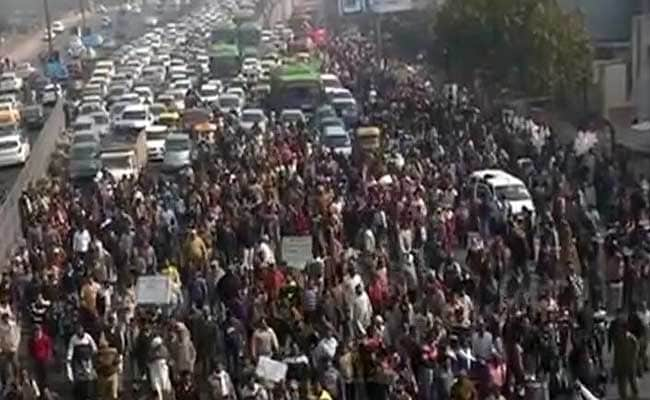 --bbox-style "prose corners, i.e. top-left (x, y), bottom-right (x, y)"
top-left (434, 0), bottom-right (593, 97)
